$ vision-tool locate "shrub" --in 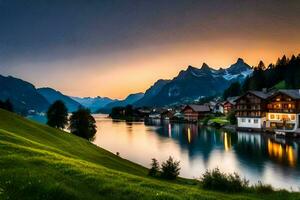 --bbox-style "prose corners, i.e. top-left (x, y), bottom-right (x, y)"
top-left (226, 110), bottom-right (237, 125)
top-left (202, 115), bottom-right (213, 125)
top-left (148, 158), bottom-right (160, 177)
top-left (200, 168), bottom-right (249, 192)
top-left (160, 157), bottom-right (180, 180)
top-left (252, 181), bottom-right (274, 193)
